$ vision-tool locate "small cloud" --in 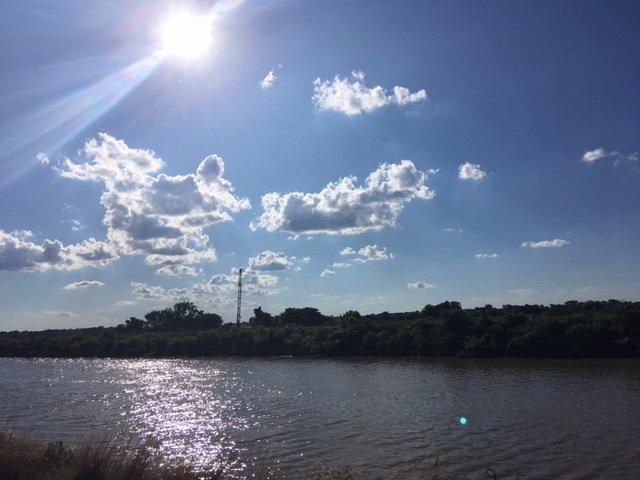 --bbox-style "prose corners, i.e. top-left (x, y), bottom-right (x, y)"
top-left (458, 162), bottom-right (487, 181)
top-left (70, 219), bottom-right (86, 232)
top-left (582, 147), bottom-right (606, 163)
top-left (475, 253), bottom-right (498, 259)
top-left (407, 281), bottom-right (436, 290)
top-left (340, 247), bottom-right (356, 256)
top-left (358, 244), bottom-right (393, 261)
top-left (442, 227), bottom-right (463, 233)
top-left (247, 250), bottom-right (293, 271)
top-left (260, 69), bottom-right (277, 89)
top-left (312, 71), bottom-right (427, 116)
top-left (42, 310), bottom-right (78, 317)
top-left (63, 280), bottom-right (105, 290)
top-left (320, 269), bottom-right (335, 278)
top-left (36, 152), bottom-right (49, 165)
top-left (156, 264), bottom-right (202, 276)
top-left (330, 262), bottom-right (352, 269)
top-left (521, 239), bottom-right (569, 249)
